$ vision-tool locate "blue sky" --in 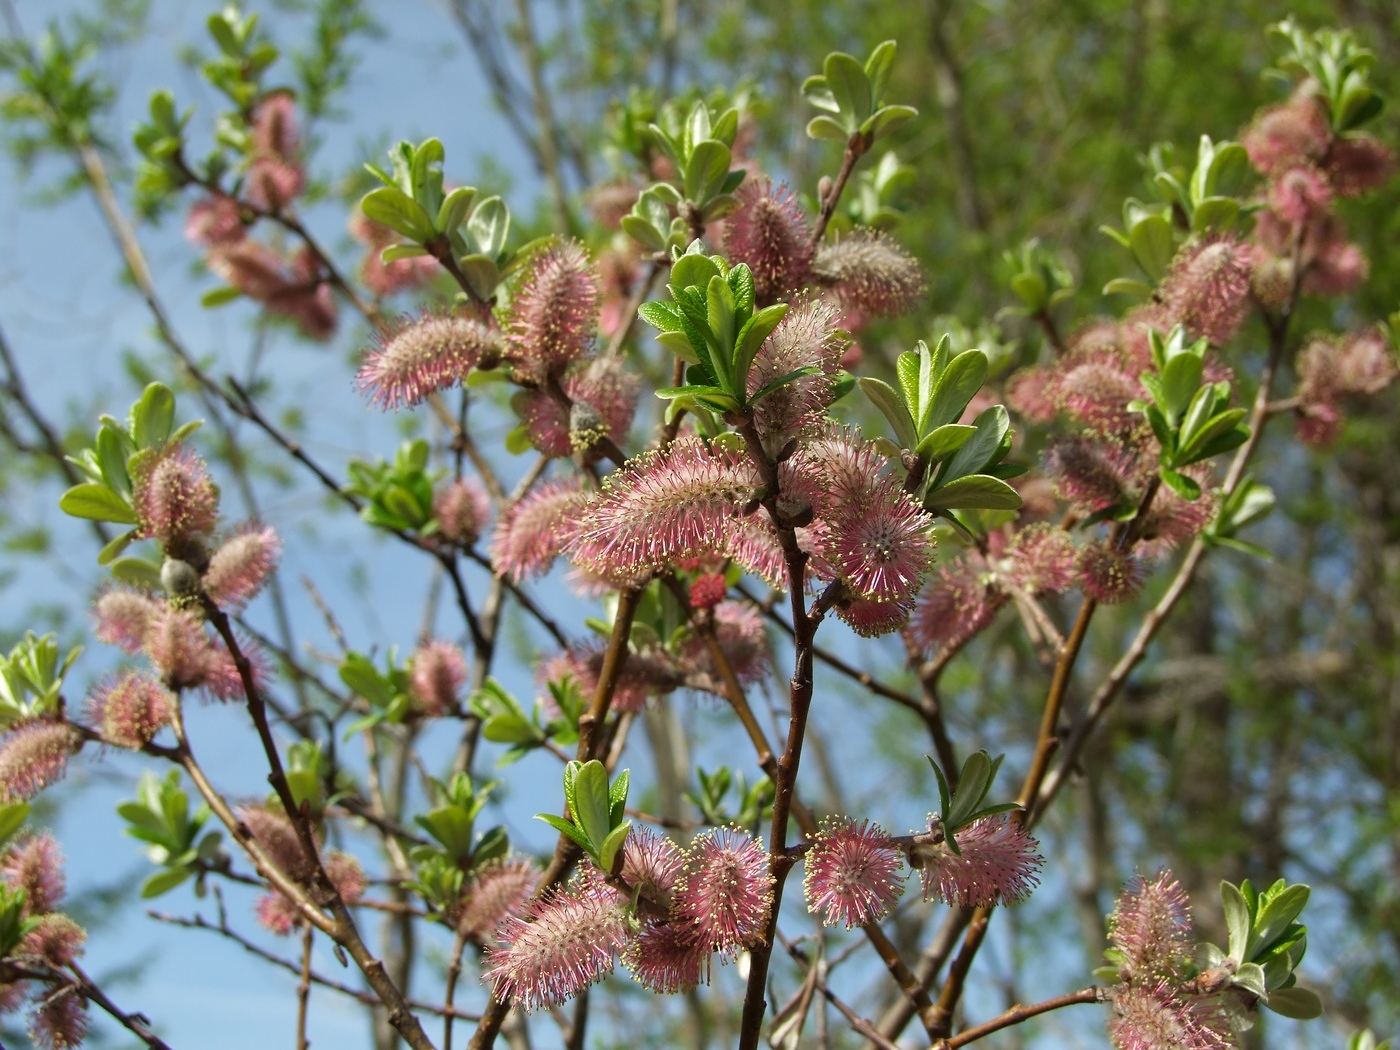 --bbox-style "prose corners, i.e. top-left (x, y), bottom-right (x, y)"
top-left (0, 2), bottom-right (546, 1046)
